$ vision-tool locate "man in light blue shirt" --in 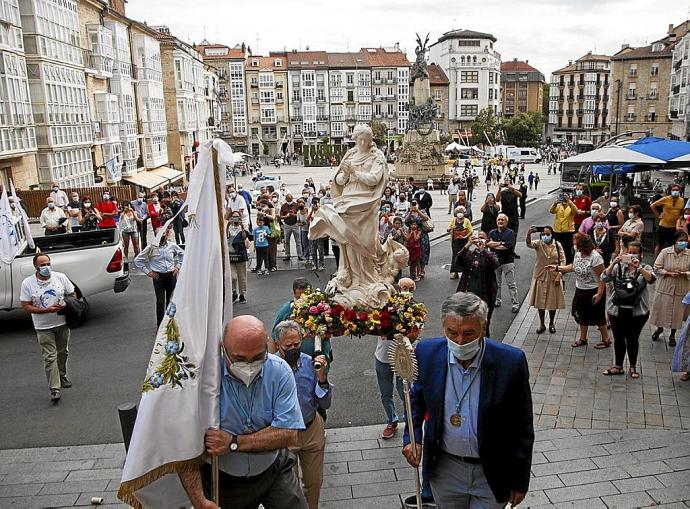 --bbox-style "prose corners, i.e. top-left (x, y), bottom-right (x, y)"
top-left (130, 192), bottom-right (149, 249)
top-left (181, 315), bottom-right (307, 509)
top-left (273, 320), bottom-right (331, 509)
top-left (133, 228), bottom-right (184, 325)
